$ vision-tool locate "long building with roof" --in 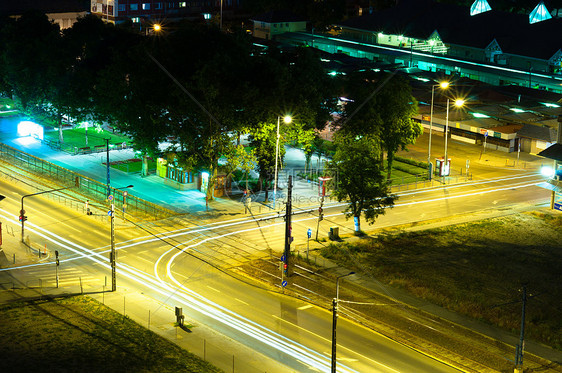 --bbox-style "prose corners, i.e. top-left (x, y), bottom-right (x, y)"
top-left (274, 0), bottom-right (562, 92)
